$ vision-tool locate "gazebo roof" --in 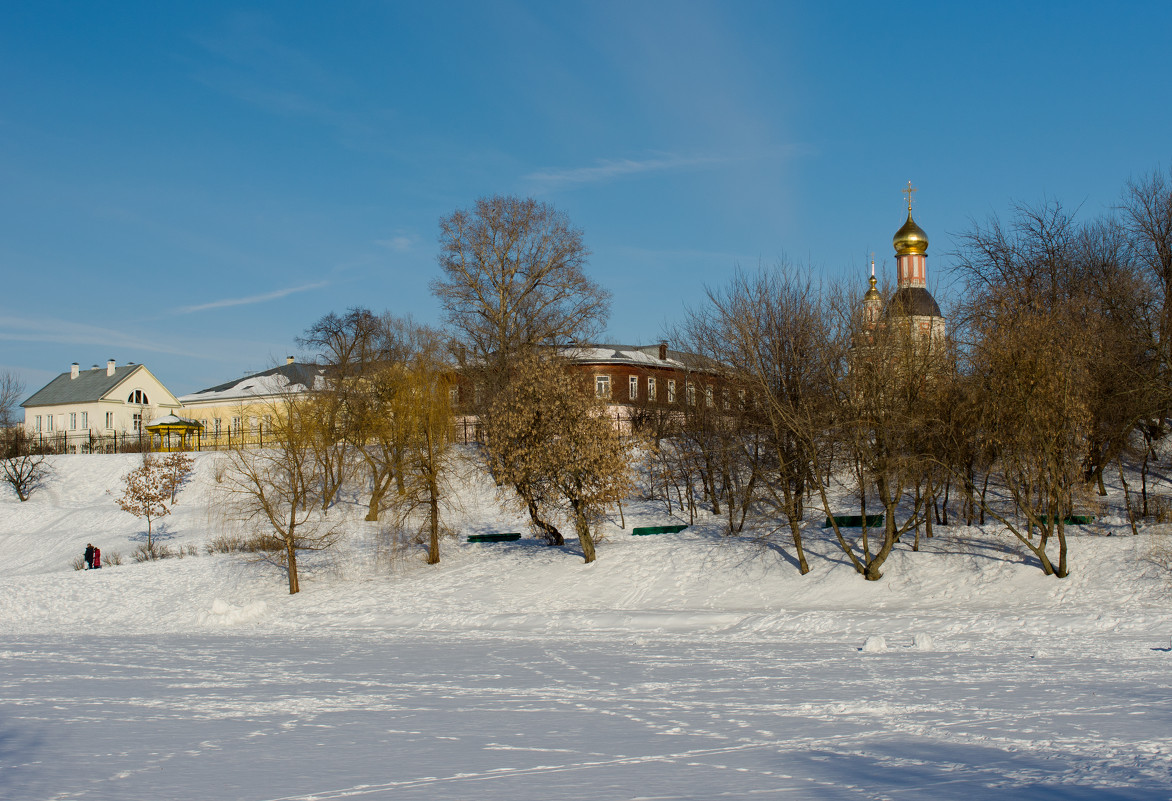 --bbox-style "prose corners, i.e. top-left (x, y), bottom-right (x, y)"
top-left (145, 414), bottom-right (203, 430)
